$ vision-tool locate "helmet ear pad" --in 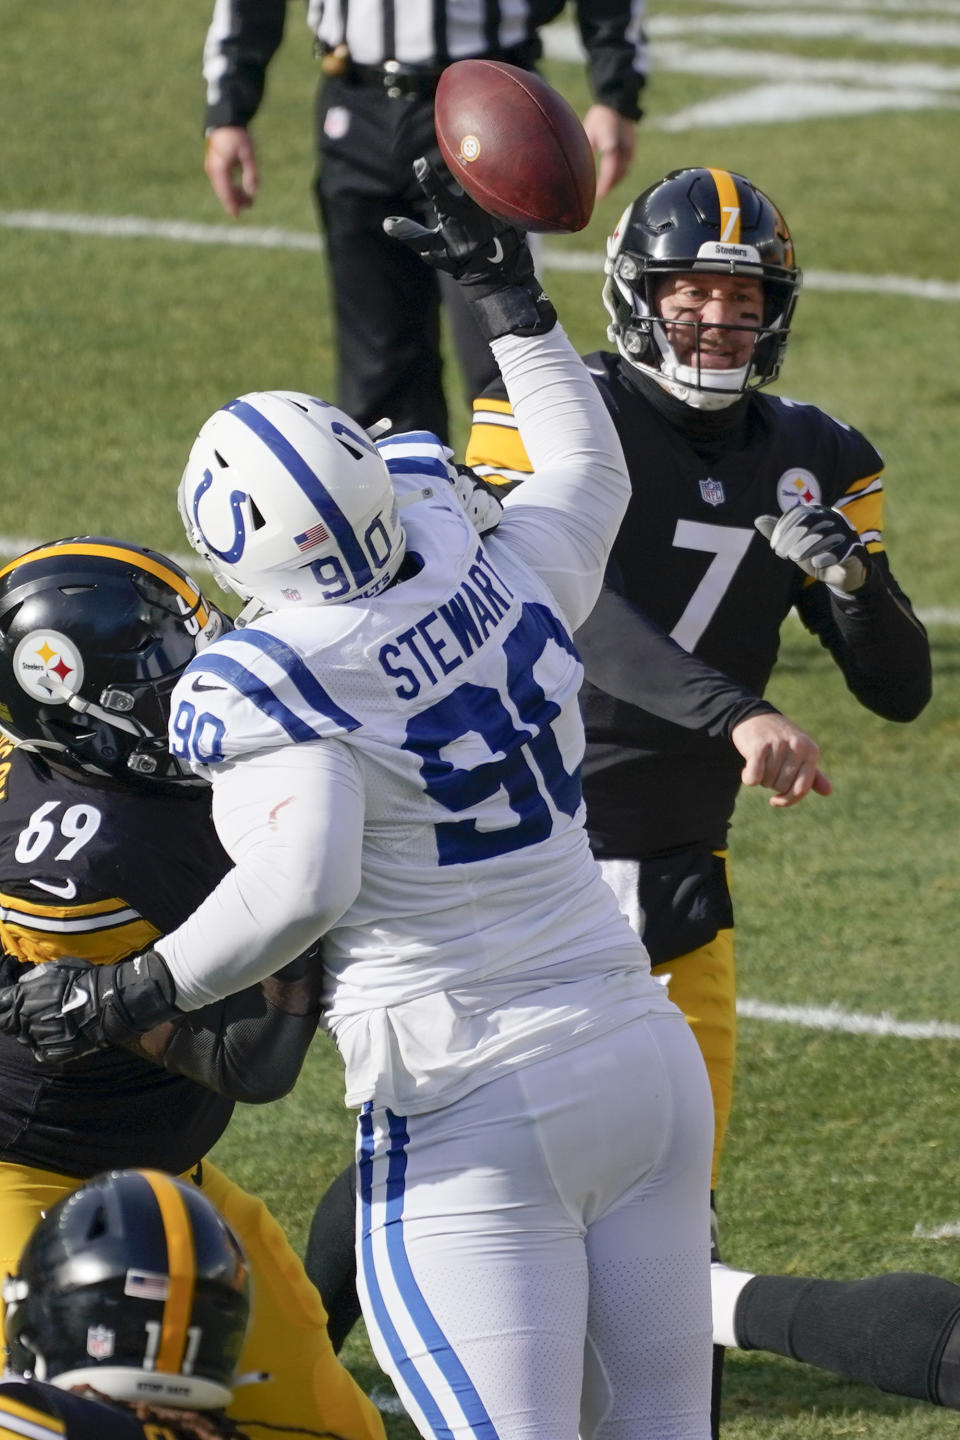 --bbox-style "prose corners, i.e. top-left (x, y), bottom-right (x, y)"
top-left (602, 168), bottom-right (801, 405)
top-left (3, 1168), bottom-right (249, 1411)
top-left (180, 391), bottom-right (406, 611)
top-left (0, 539), bottom-right (229, 789)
